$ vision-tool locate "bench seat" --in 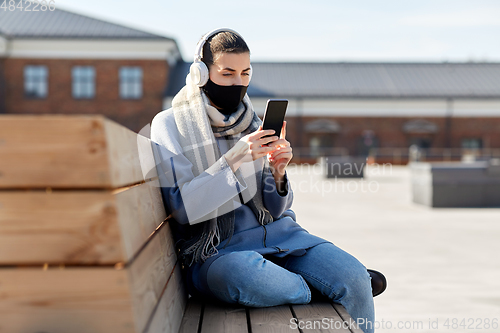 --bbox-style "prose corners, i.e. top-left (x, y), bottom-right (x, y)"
top-left (179, 297), bottom-right (363, 333)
